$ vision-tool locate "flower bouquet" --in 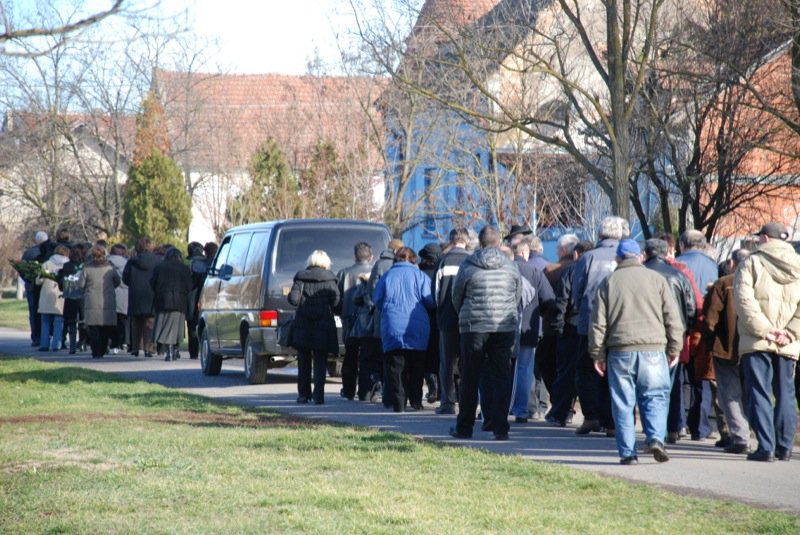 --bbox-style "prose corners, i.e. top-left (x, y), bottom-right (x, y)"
top-left (9, 259), bottom-right (57, 283)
